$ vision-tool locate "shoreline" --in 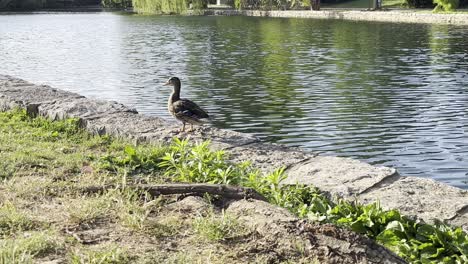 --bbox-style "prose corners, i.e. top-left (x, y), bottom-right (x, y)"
top-left (1, 74), bottom-right (467, 231)
top-left (201, 8), bottom-right (468, 25)
top-left (2, 6), bottom-right (468, 25)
